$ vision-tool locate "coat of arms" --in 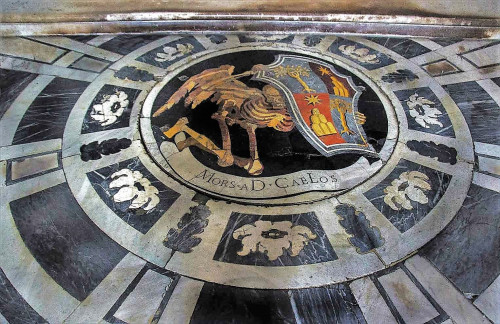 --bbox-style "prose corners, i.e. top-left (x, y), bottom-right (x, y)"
top-left (153, 54), bottom-right (376, 176)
